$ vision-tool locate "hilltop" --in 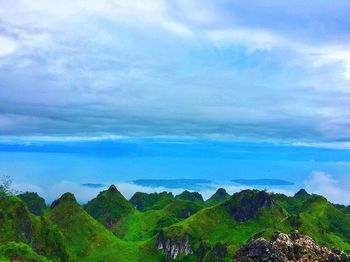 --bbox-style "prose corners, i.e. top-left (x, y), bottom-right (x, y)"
top-left (0, 186), bottom-right (350, 261)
